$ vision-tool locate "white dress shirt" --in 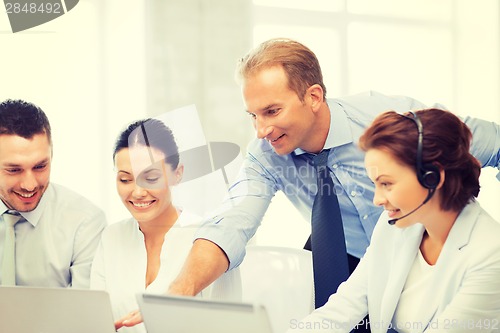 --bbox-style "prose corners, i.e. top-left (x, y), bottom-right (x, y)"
top-left (91, 210), bottom-right (241, 333)
top-left (0, 183), bottom-right (107, 288)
